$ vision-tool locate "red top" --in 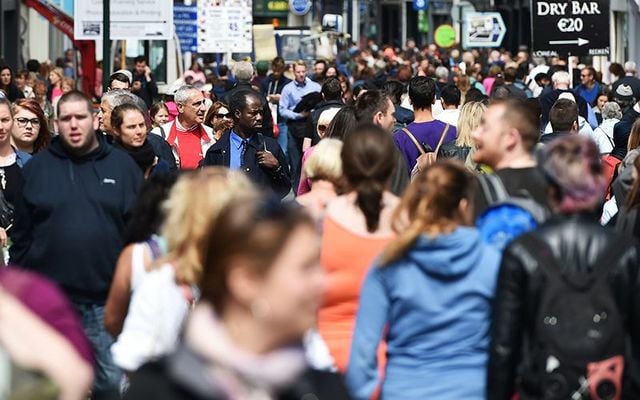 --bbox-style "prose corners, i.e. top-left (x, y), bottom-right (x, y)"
top-left (167, 121), bottom-right (210, 169)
